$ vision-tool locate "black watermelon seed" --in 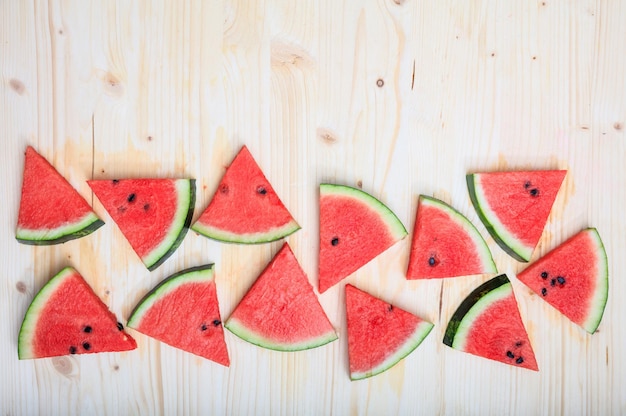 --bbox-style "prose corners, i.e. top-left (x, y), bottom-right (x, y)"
top-left (117, 322), bottom-right (124, 331)
top-left (82, 342), bottom-right (91, 351)
top-left (524, 181), bottom-right (531, 189)
top-left (127, 193), bottom-right (136, 203)
top-left (550, 279), bottom-right (556, 287)
top-left (515, 341), bottom-right (523, 347)
top-left (257, 186), bottom-right (267, 195)
top-left (331, 237), bottom-right (339, 246)
top-left (388, 305), bottom-right (394, 312)
top-left (213, 319), bottom-right (221, 326)
top-left (541, 288), bottom-right (547, 296)
top-left (143, 203), bottom-right (150, 211)
top-left (83, 325), bottom-right (92, 333)
top-left (200, 324), bottom-right (208, 331)
top-left (506, 351), bottom-right (514, 359)
top-left (516, 357), bottom-right (524, 364)
top-left (220, 184), bottom-right (229, 194)
top-left (541, 271), bottom-right (548, 279)
top-left (112, 179), bottom-right (119, 184)
top-left (69, 346), bottom-right (77, 354)
top-left (529, 188), bottom-right (539, 197)
top-left (428, 256), bottom-right (436, 266)
top-left (557, 276), bottom-right (566, 285)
